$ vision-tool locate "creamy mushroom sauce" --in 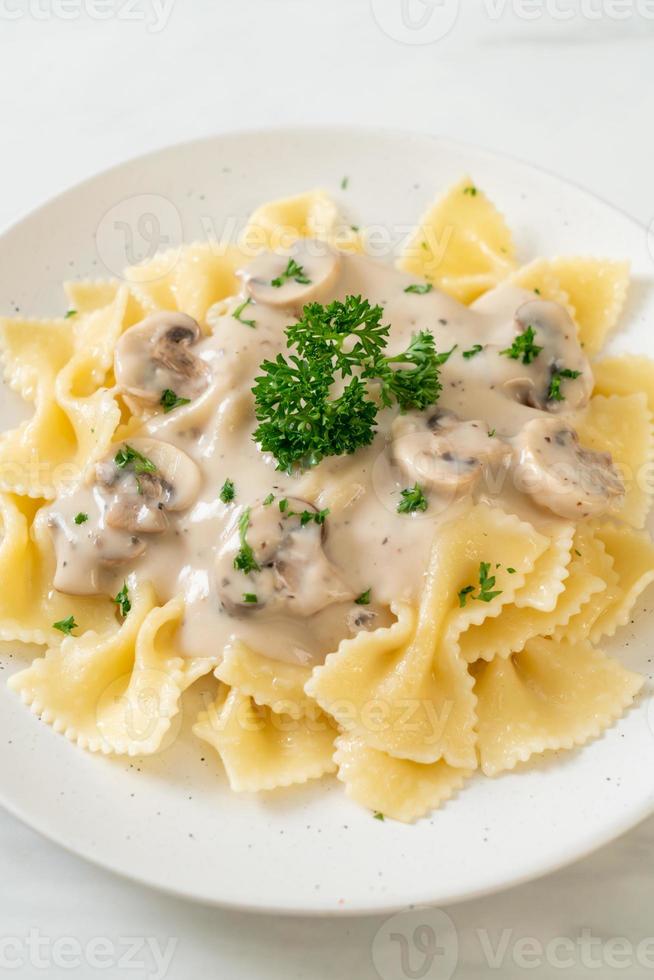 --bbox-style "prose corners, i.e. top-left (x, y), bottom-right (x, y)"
top-left (44, 244), bottom-right (622, 665)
